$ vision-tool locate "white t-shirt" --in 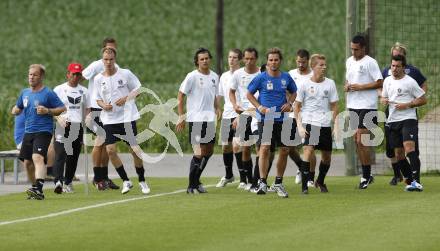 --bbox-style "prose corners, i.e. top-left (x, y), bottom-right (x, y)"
top-left (382, 75), bottom-right (425, 123)
top-left (219, 70), bottom-right (238, 119)
top-left (82, 59), bottom-right (119, 109)
top-left (345, 55), bottom-right (383, 109)
top-left (296, 77), bottom-right (339, 127)
top-left (179, 69), bottom-right (219, 122)
top-left (230, 67), bottom-right (260, 111)
top-left (288, 68), bottom-right (313, 91)
top-left (95, 68), bottom-right (141, 124)
top-left (288, 68), bottom-right (313, 118)
top-left (54, 82), bottom-right (91, 123)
